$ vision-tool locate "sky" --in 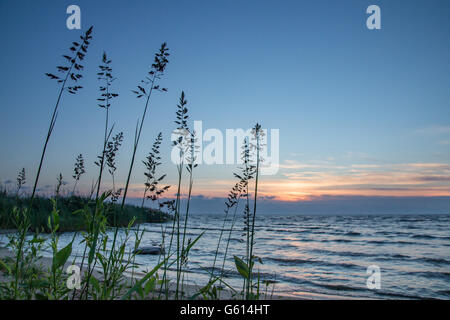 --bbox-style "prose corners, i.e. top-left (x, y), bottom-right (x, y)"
top-left (0, 0), bottom-right (449, 213)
